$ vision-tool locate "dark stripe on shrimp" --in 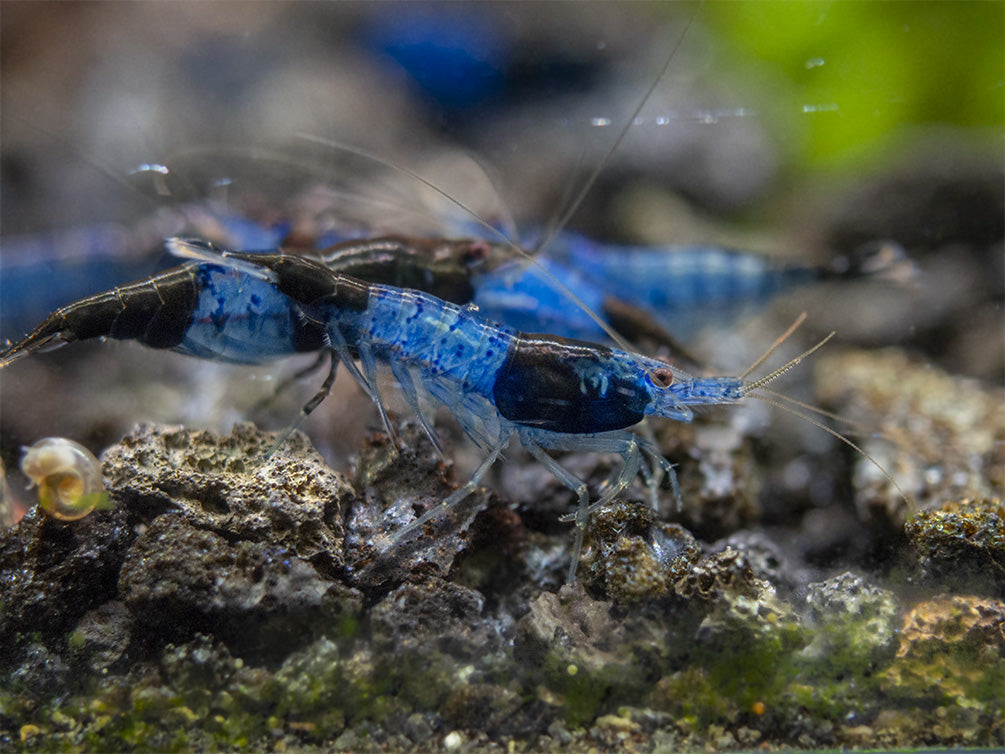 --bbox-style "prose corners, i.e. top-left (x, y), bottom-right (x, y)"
top-left (137, 267), bottom-right (201, 348)
top-left (320, 236), bottom-right (478, 304)
top-left (493, 335), bottom-right (646, 434)
top-left (107, 266), bottom-right (200, 348)
top-left (228, 252), bottom-right (372, 313)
